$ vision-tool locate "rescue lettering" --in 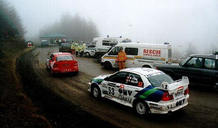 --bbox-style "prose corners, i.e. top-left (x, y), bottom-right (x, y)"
top-left (143, 49), bottom-right (161, 57)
